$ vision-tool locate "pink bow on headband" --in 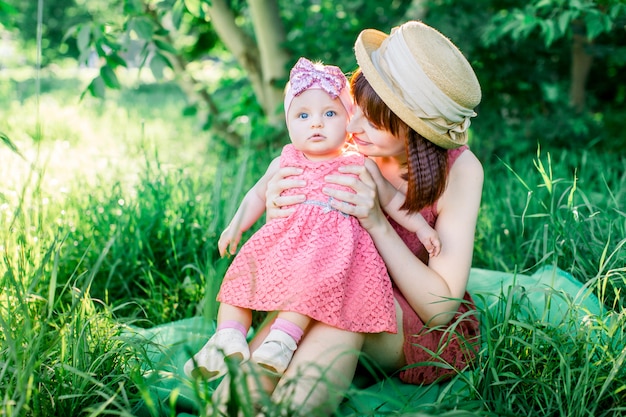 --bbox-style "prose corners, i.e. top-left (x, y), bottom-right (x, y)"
top-left (289, 57), bottom-right (346, 99)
